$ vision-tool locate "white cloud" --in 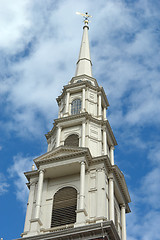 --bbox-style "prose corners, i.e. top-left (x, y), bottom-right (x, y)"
top-left (8, 154), bottom-right (34, 204)
top-left (0, 0), bottom-right (160, 138)
top-left (126, 142), bottom-right (160, 240)
top-left (0, 173), bottom-right (9, 195)
top-left (0, 0), bottom-right (31, 53)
